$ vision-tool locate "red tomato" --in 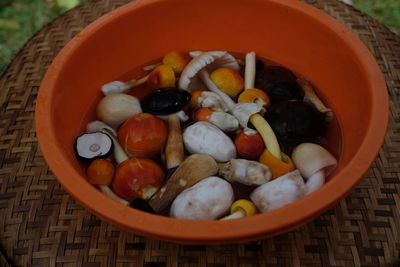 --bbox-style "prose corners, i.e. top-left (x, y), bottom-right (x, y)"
top-left (235, 131), bottom-right (265, 160)
top-left (118, 113), bottom-right (167, 158)
top-left (112, 158), bottom-right (164, 201)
